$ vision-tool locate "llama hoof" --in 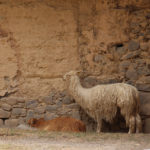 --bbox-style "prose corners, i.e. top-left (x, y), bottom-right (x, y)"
top-left (136, 130), bottom-right (140, 133)
top-left (128, 130), bottom-right (134, 134)
top-left (96, 130), bottom-right (101, 134)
